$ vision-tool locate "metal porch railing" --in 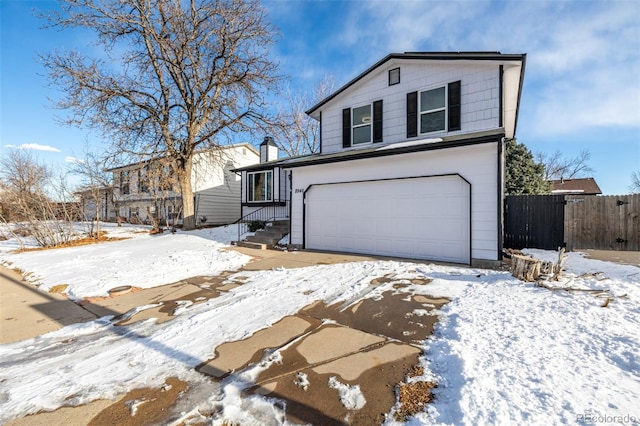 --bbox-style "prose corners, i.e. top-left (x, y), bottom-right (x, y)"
top-left (236, 199), bottom-right (290, 244)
